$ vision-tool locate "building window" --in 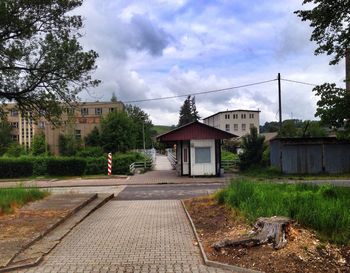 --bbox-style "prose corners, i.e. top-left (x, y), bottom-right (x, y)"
top-left (183, 148), bottom-right (188, 163)
top-left (109, 108), bottom-right (115, 113)
top-left (249, 113), bottom-right (255, 119)
top-left (75, 129), bottom-right (81, 140)
top-left (66, 108), bottom-right (75, 115)
top-left (10, 109), bottom-right (18, 117)
top-left (11, 122), bottom-right (18, 128)
top-left (38, 121), bottom-right (45, 129)
top-left (232, 114), bottom-right (238, 119)
top-left (81, 108), bottom-right (89, 116)
top-left (241, 113), bottom-right (246, 119)
top-left (234, 124), bottom-right (238, 131)
top-left (195, 147), bottom-right (211, 163)
top-left (250, 123), bottom-right (255, 129)
top-left (95, 108), bottom-right (102, 115)
top-left (242, 124), bottom-right (246, 131)
top-left (224, 114), bottom-right (230, 119)
top-left (11, 135), bottom-right (18, 141)
top-left (225, 124), bottom-right (230, 132)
